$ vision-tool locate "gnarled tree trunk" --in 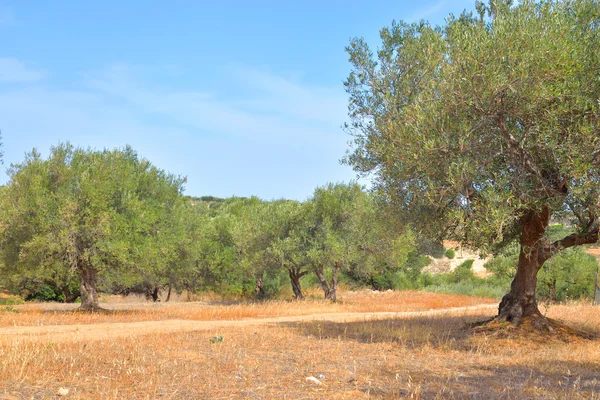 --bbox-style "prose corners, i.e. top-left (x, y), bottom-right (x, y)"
top-left (498, 206), bottom-right (599, 326)
top-left (150, 286), bottom-right (160, 302)
top-left (165, 284), bottom-right (172, 302)
top-left (288, 268), bottom-right (307, 299)
top-left (79, 267), bottom-right (101, 311)
top-left (255, 270), bottom-right (265, 298)
top-left (497, 208), bottom-right (548, 324)
top-left (315, 263), bottom-right (342, 301)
